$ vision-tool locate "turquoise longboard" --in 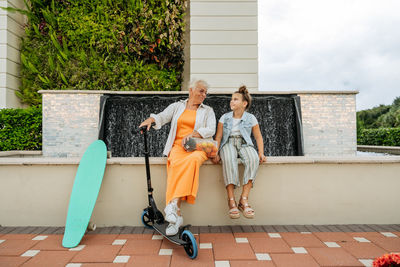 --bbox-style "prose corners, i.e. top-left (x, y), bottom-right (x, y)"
top-left (62, 140), bottom-right (107, 248)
